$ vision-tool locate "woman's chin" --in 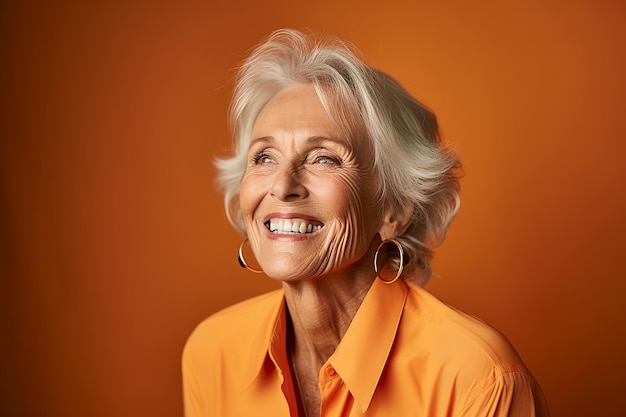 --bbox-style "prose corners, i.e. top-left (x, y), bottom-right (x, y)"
top-left (262, 266), bottom-right (315, 282)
